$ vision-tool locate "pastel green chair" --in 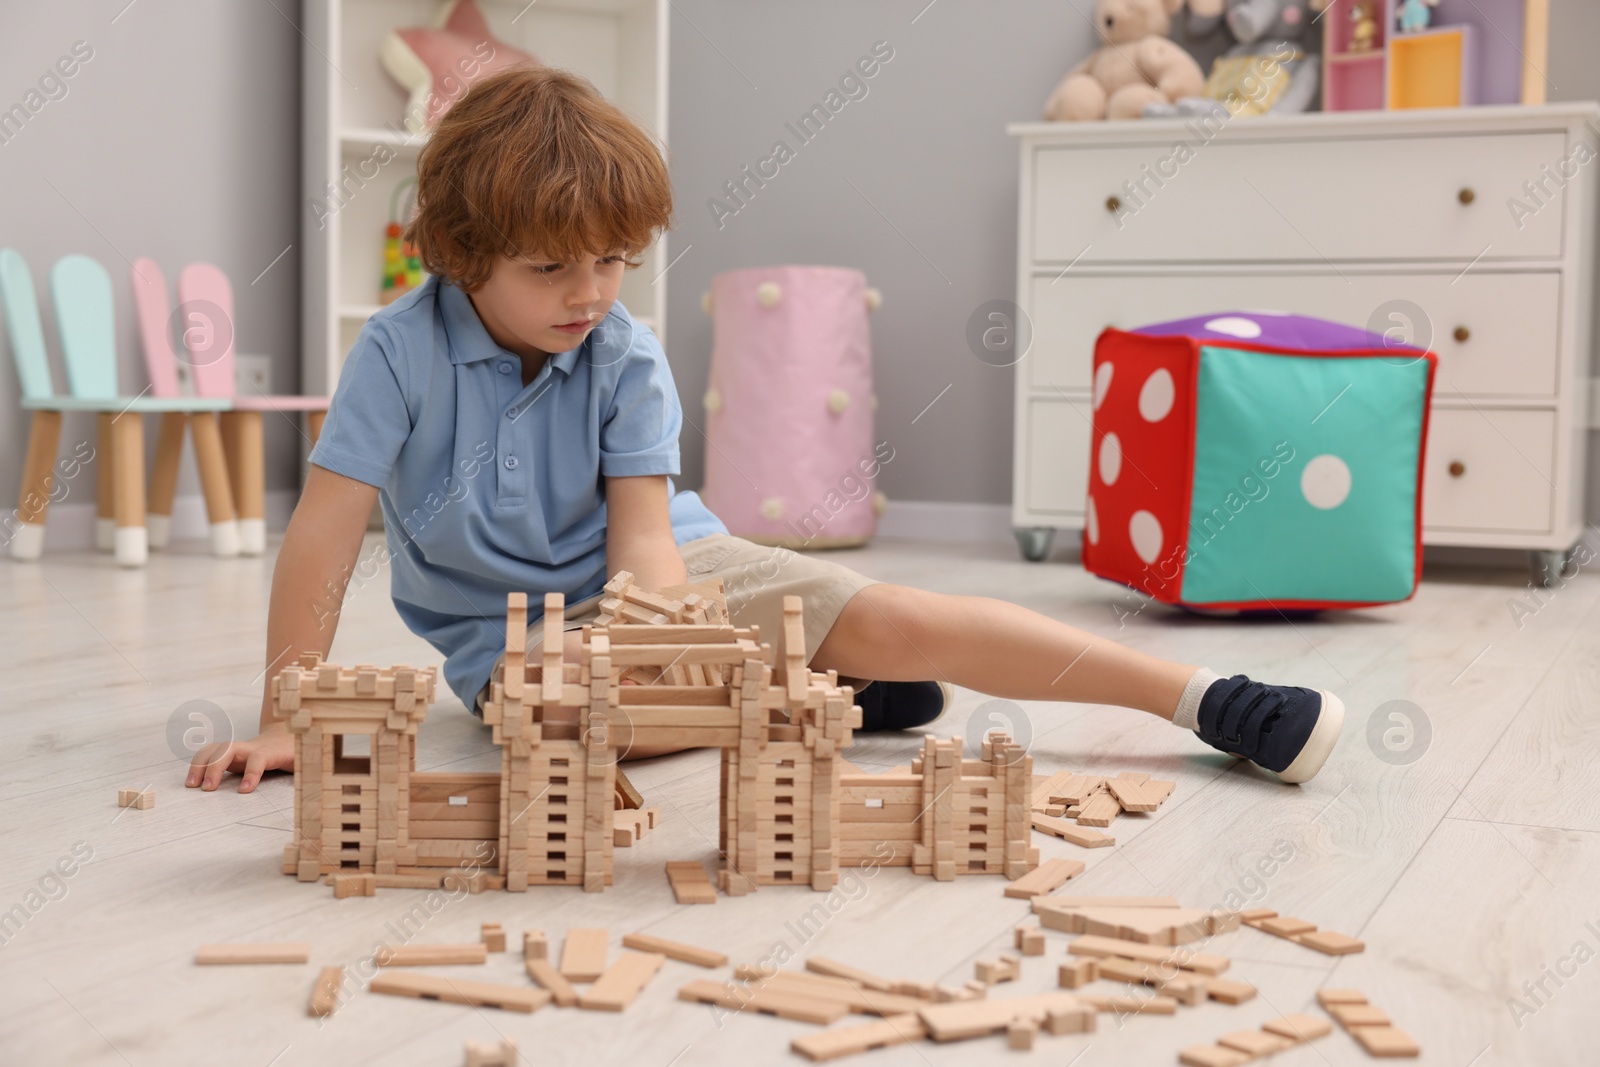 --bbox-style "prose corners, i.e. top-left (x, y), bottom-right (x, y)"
top-left (0, 248), bottom-right (228, 565)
